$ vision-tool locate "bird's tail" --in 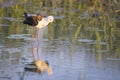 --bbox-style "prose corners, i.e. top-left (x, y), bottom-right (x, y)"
top-left (24, 12), bottom-right (28, 18)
